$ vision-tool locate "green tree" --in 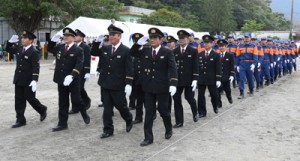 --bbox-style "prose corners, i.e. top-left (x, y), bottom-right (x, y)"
top-left (0, 0), bottom-right (122, 34)
top-left (141, 8), bottom-right (202, 31)
top-left (201, 0), bottom-right (237, 33)
top-left (241, 20), bottom-right (265, 33)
